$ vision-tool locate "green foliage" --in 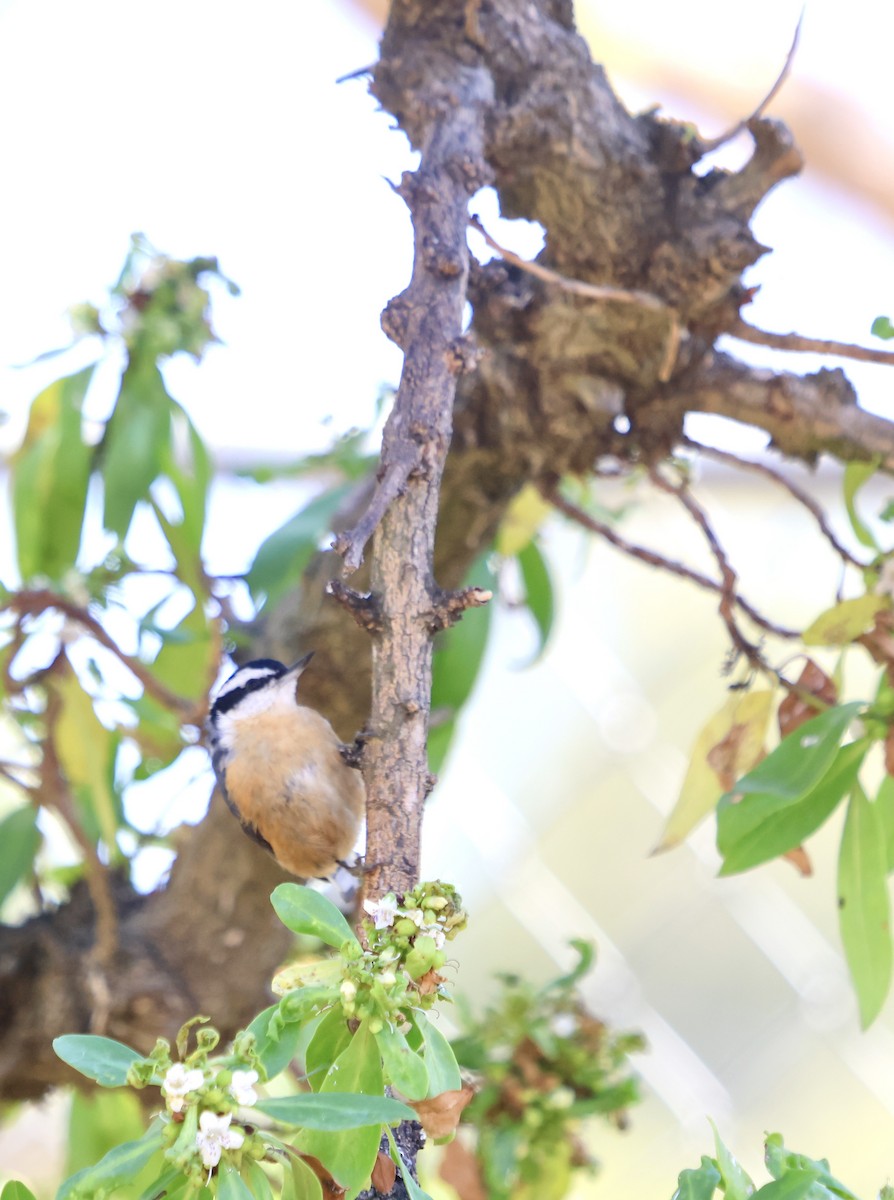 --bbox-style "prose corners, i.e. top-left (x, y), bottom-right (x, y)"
top-left (53, 1035), bottom-right (145, 1087)
top-left (1, 1184), bottom-right (38, 1200)
top-left (0, 805), bottom-right (41, 908)
top-left (671, 1129), bottom-right (871, 1199)
top-left (46, 884), bottom-right (465, 1199)
top-left (451, 941), bottom-right (643, 1200)
top-left (11, 366), bottom-right (95, 582)
top-left (871, 314), bottom-right (894, 340)
top-left (838, 784), bottom-right (893, 1027)
top-left (0, 241), bottom-right (236, 920)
